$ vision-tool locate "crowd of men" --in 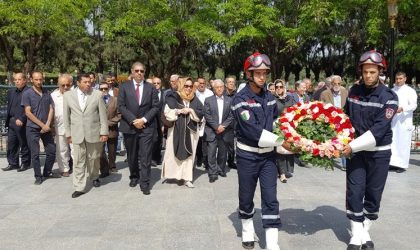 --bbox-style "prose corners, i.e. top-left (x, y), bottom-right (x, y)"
top-left (1, 55), bottom-right (417, 249)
